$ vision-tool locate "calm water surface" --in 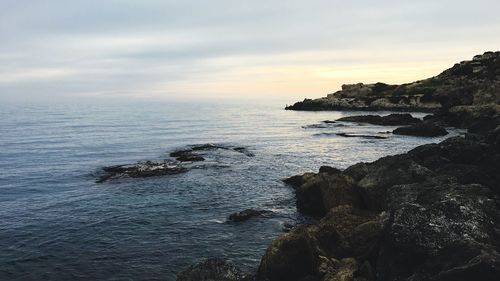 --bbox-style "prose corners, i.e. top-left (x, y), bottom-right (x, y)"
top-left (0, 101), bottom-right (463, 280)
